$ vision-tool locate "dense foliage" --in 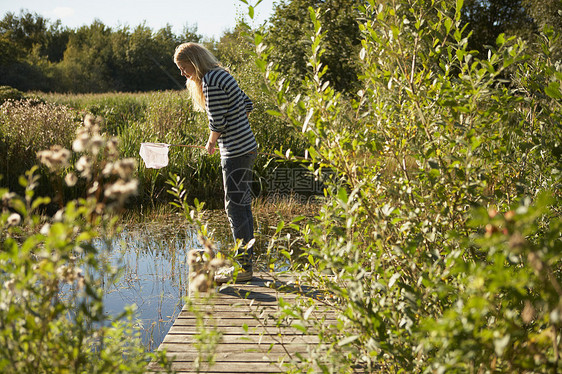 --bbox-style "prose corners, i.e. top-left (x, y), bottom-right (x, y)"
top-left (2, 0), bottom-right (560, 94)
top-left (1, 0), bottom-right (561, 373)
top-left (0, 117), bottom-right (173, 373)
top-left (266, 0), bottom-right (363, 93)
top-left (0, 11), bottom-right (202, 92)
top-left (251, 0), bottom-right (561, 372)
